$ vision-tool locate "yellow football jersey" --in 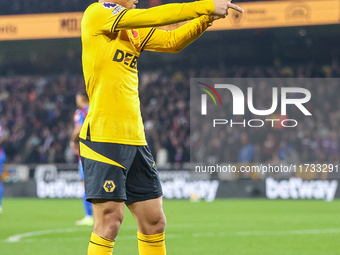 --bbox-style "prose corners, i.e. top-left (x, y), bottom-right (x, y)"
top-left (80, 1), bottom-right (215, 145)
